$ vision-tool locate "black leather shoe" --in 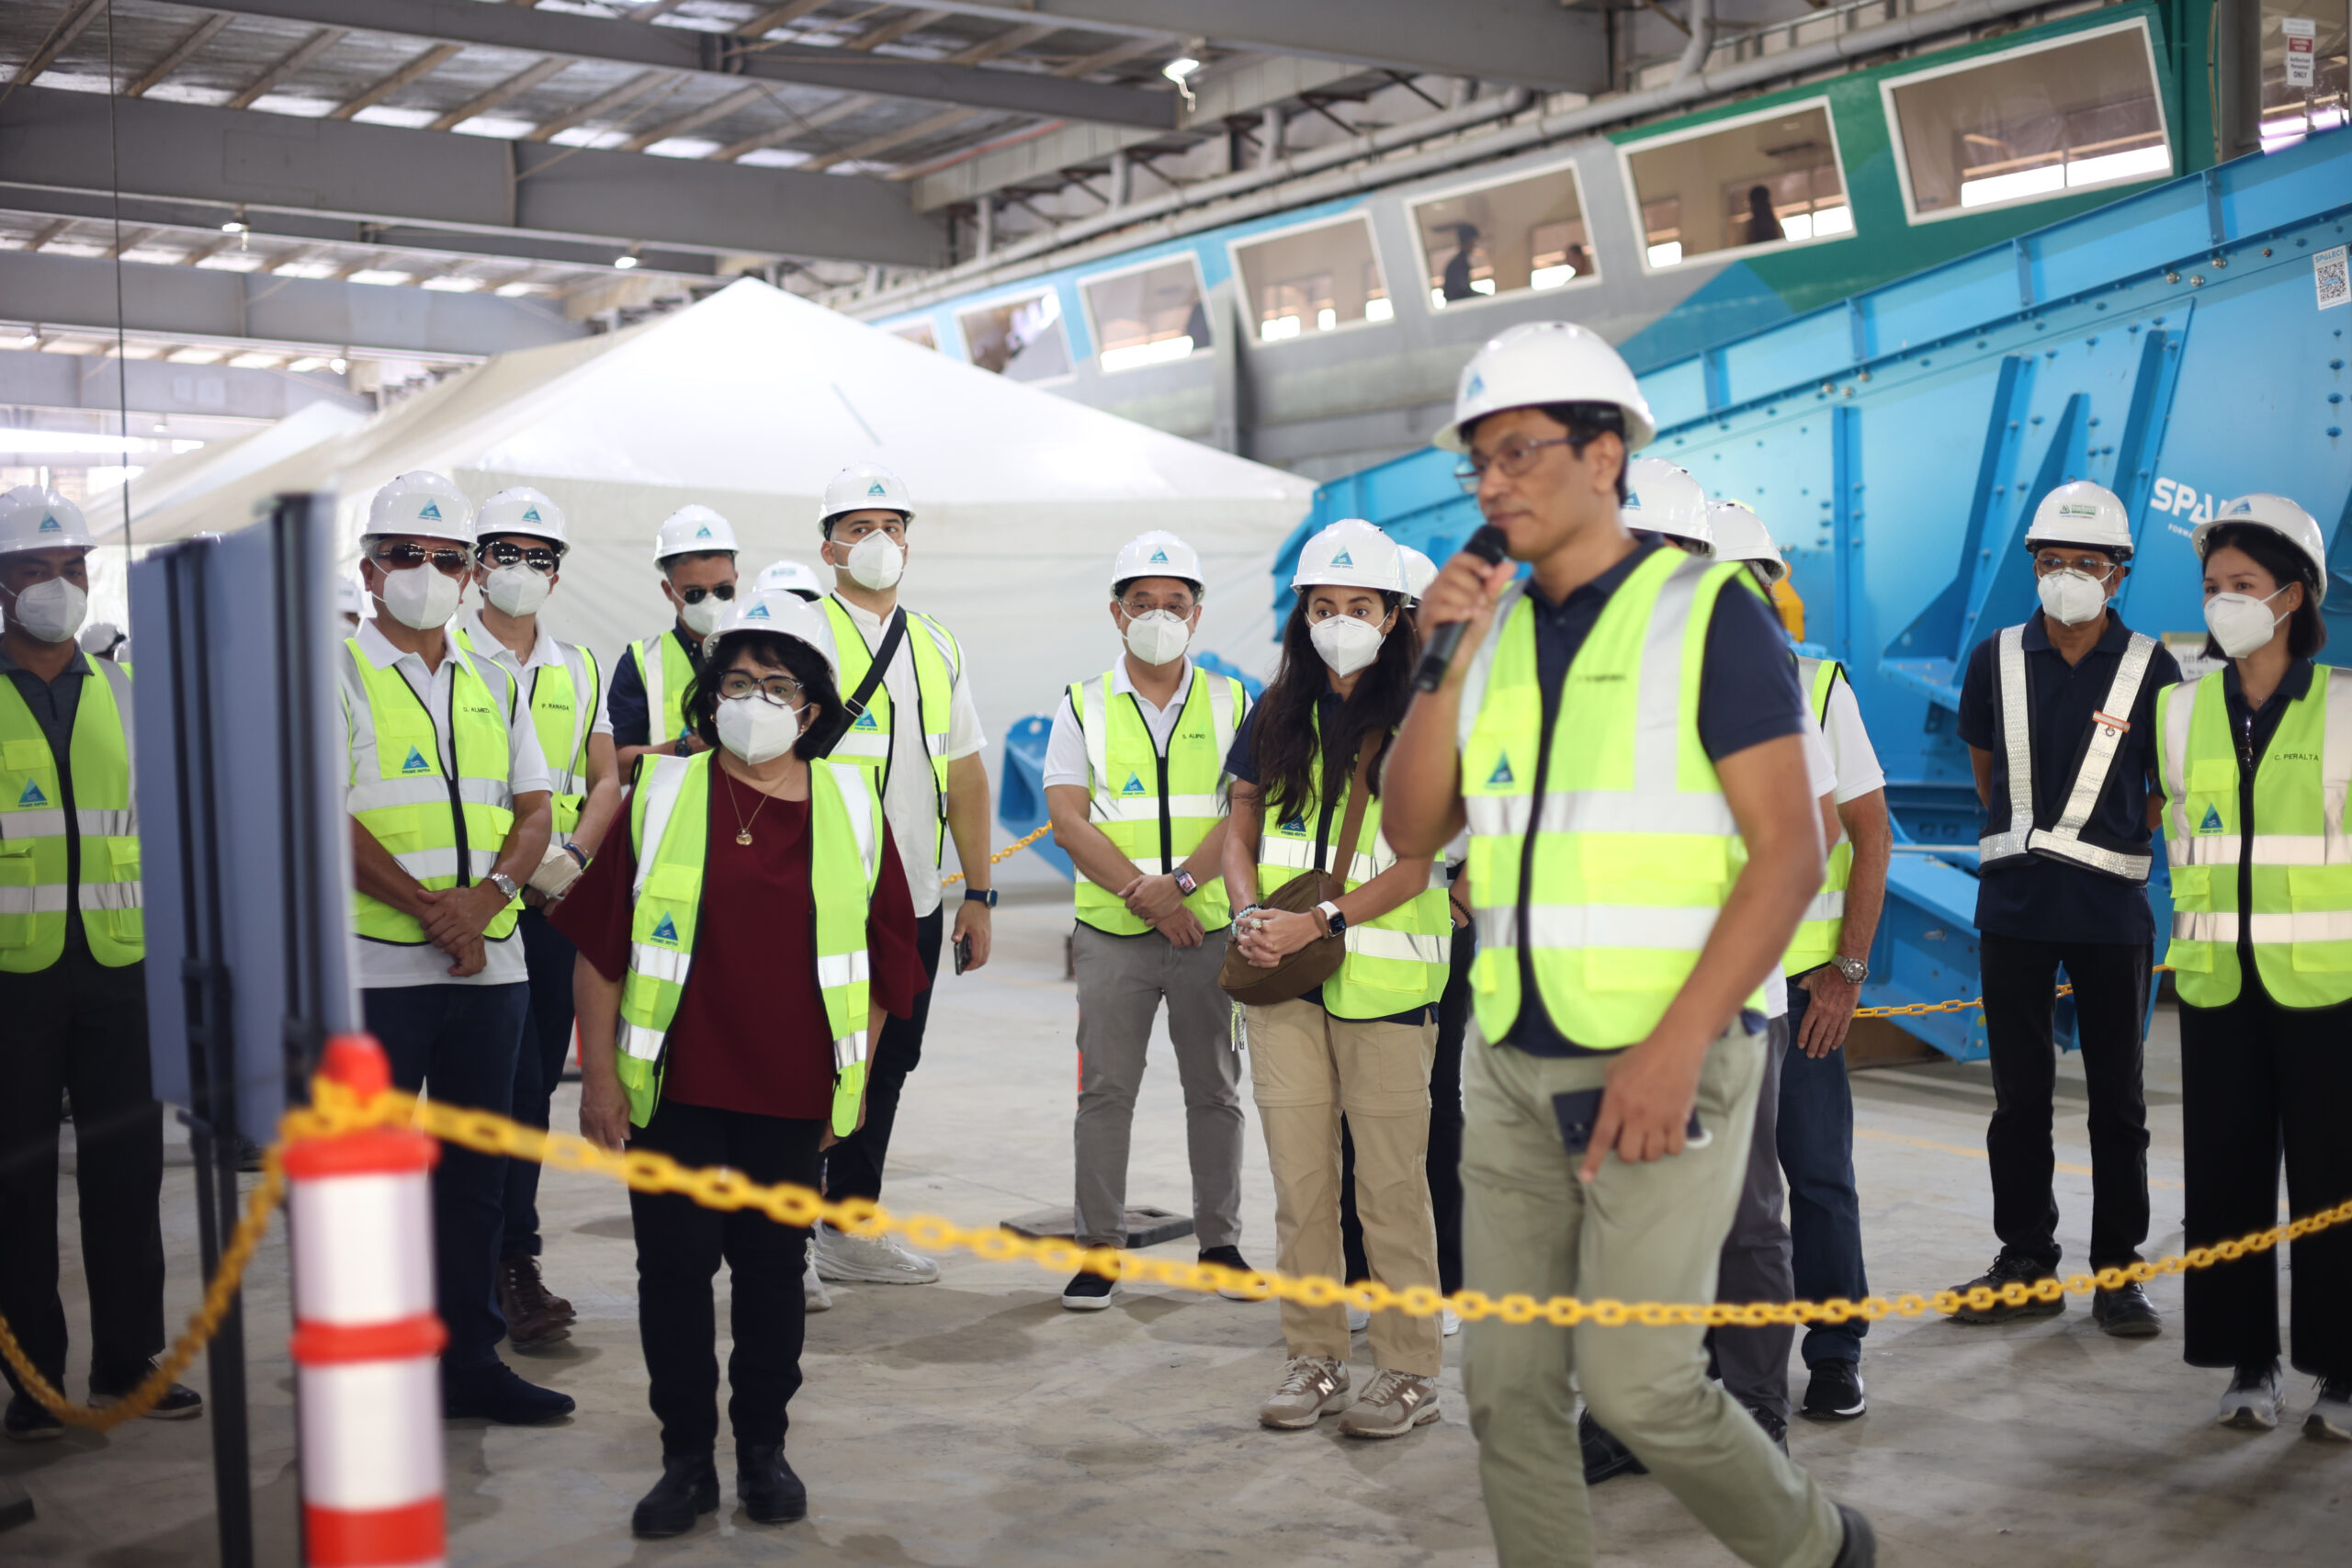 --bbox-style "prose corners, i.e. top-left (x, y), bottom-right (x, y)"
top-left (736, 1442), bottom-right (808, 1524)
top-left (3, 1394), bottom-right (62, 1443)
top-left (1578, 1408), bottom-right (1646, 1484)
top-left (90, 1360), bottom-right (203, 1419)
top-left (2091, 1281), bottom-right (2161, 1337)
top-left (441, 1361), bottom-right (574, 1425)
top-left (1831, 1503), bottom-right (1876, 1567)
top-left (632, 1451), bottom-right (719, 1539)
top-left (1947, 1249), bottom-right (2064, 1324)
